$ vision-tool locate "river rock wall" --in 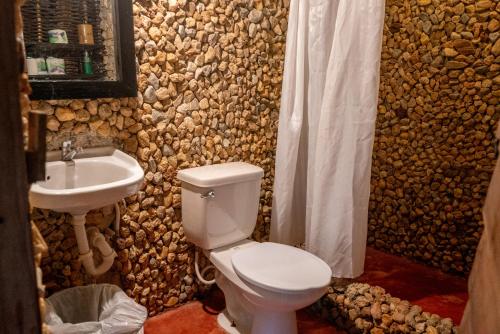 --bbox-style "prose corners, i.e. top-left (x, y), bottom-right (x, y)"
top-left (369, 0), bottom-right (500, 274)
